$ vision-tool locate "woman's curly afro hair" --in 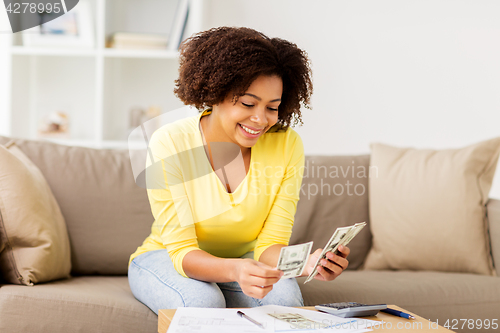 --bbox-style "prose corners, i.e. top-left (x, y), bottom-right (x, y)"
top-left (174, 26), bottom-right (313, 129)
